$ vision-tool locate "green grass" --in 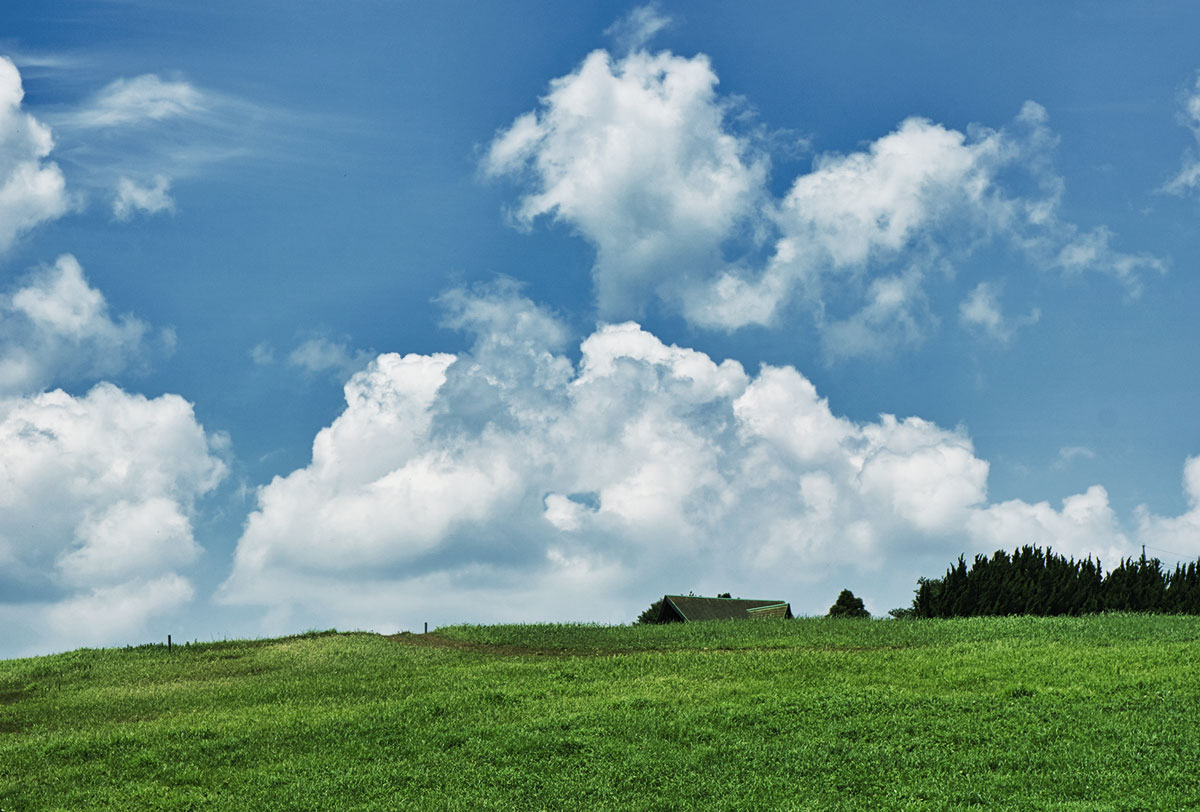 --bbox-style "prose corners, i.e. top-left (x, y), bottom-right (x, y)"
top-left (2, 616), bottom-right (1199, 810)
